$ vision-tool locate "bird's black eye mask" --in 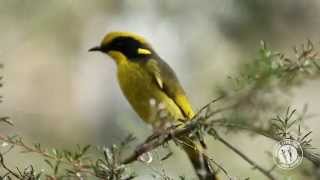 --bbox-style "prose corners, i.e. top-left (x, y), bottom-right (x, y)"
top-left (102, 37), bottom-right (153, 60)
